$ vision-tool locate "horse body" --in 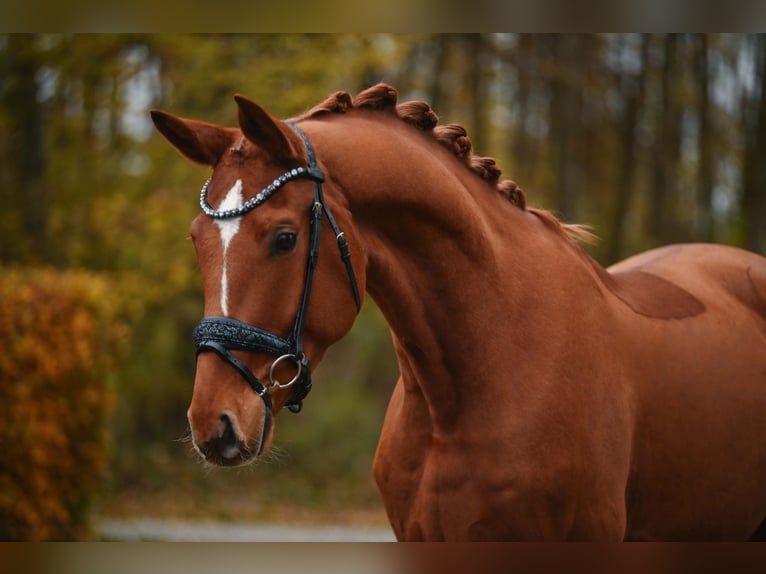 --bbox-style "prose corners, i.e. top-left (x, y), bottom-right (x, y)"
top-left (305, 111), bottom-right (766, 539)
top-left (152, 85), bottom-right (766, 540)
